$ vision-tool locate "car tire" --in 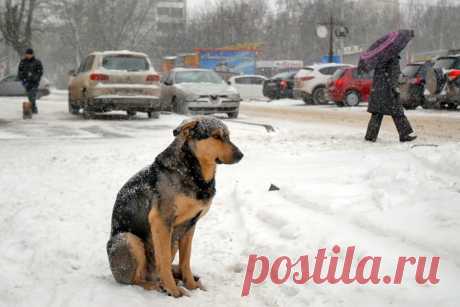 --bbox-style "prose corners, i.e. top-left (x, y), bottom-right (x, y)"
top-left (147, 111), bottom-right (160, 119)
top-left (68, 93), bottom-right (80, 115)
top-left (82, 99), bottom-right (94, 119)
top-left (228, 111), bottom-right (239, 119)
top-left (303, 96), bottom-right (313, 105)
top-left (127, 111), bottom-right (137, 118)
top-left (446, 103), bottom-right (458, 110)
top-left (83, 108), bottom-right (94, 119)
top-left (173, 97), bottom-right (189, 115)
top-left (312, 86), bottom-right (327, 105)
top-left (403, 105), bottom-right (417, 110)
top-left (344, 90), bottom-right (360, 107)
